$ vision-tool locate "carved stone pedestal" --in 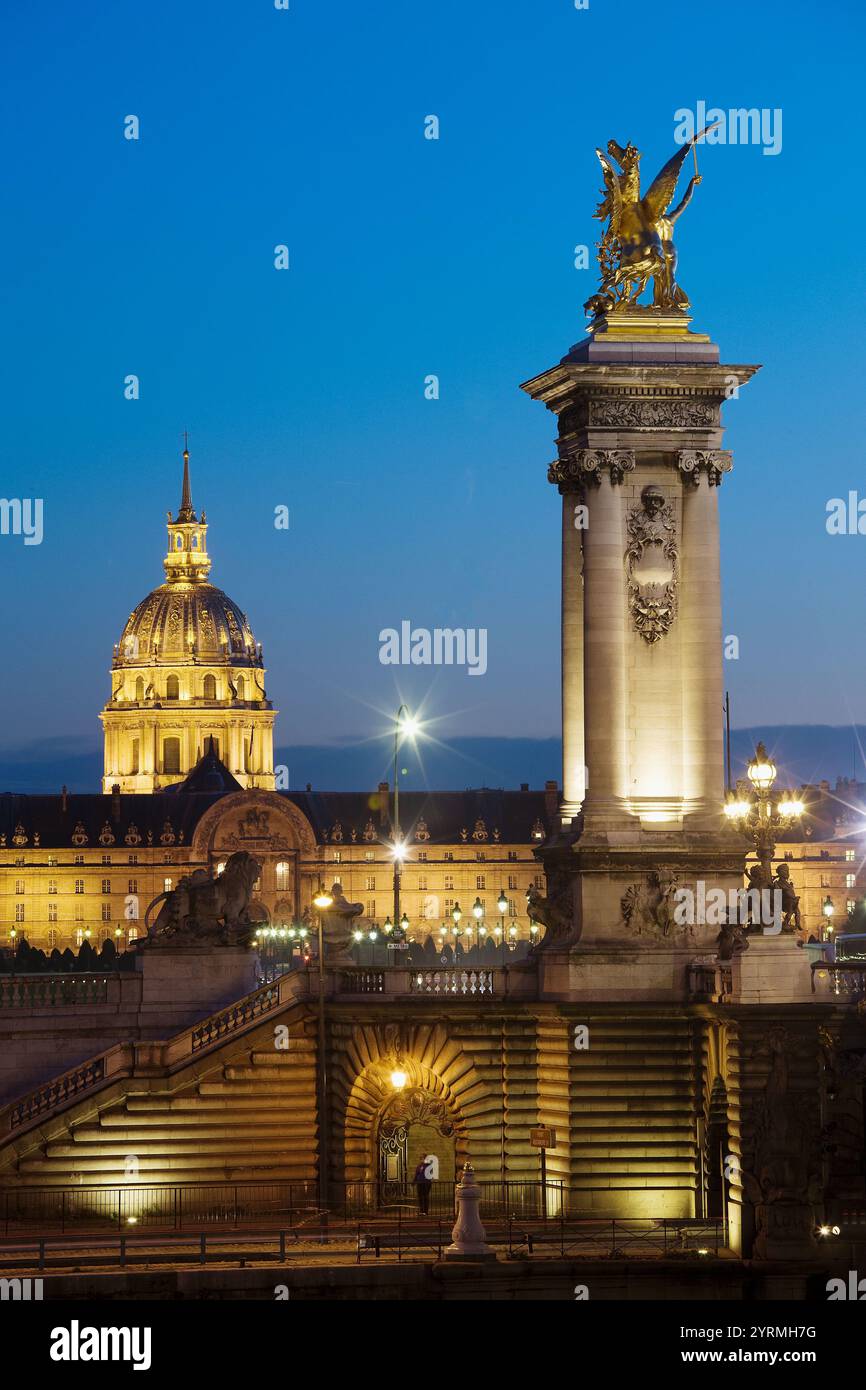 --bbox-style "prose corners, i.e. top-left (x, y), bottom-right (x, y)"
top-left (444, 1163), bottom-right (496, 1261)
